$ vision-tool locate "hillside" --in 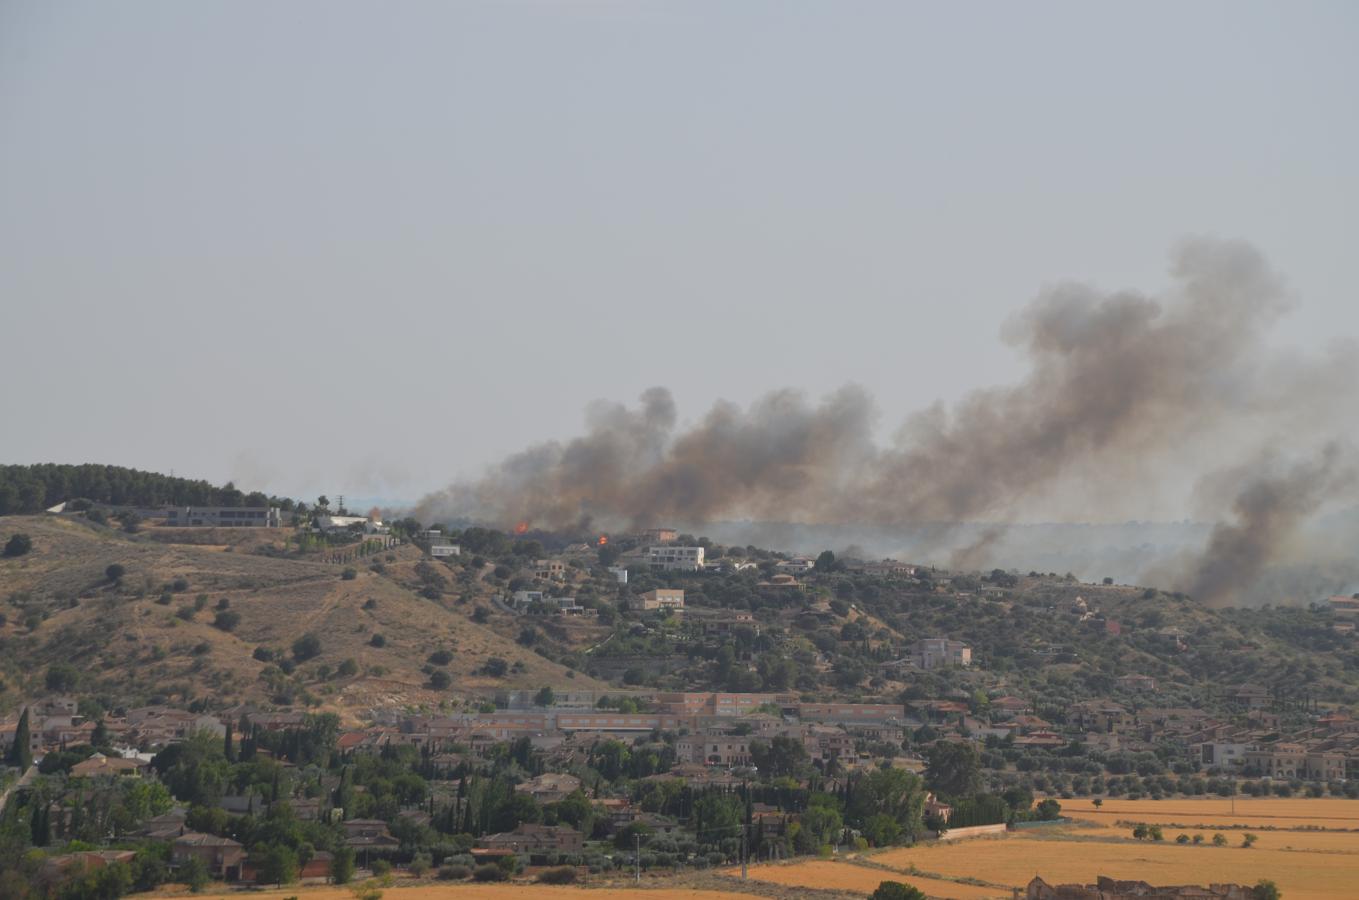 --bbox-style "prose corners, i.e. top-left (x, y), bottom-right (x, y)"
top-left (0, 514), bottom-right (604, 720)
